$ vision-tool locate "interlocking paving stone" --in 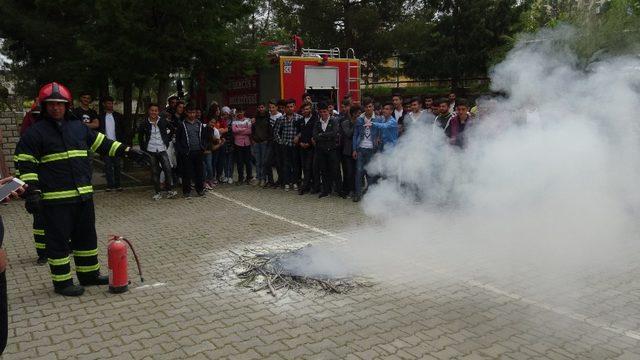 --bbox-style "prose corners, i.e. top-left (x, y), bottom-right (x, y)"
top-left (2, 185), bottom-right (640, 359)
